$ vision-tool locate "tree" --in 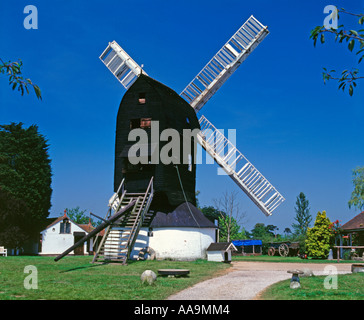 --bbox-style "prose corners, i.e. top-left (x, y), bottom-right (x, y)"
top-left (213, 191), bottom-right (246, 242)
top-left (292, 192), bottom-right (312, 236)
top-left (250, 223), bottom-right (277, 242)
top-left (218, 215), bottom-right (242, 242)
top-left (310, 8), bottom-right (364, 96)
top-left (201, 206), bottom-right (222, 224)
top-left (64, 207), bottom-right (101, 227)
top-left (348, 166), bottom-right (364, 211)
top-left (0, 58), bottom-right (42, 100)
top-left (305, 211), bottom-right (333, 259)
top-left (0, 187), bottom-right (32, 249)
top-left (283, 228), bottom-right (292, 237)
top-left (195, 190), bottom-right (201, 209)
top-left (0, 123), bottom-right (52, 243)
